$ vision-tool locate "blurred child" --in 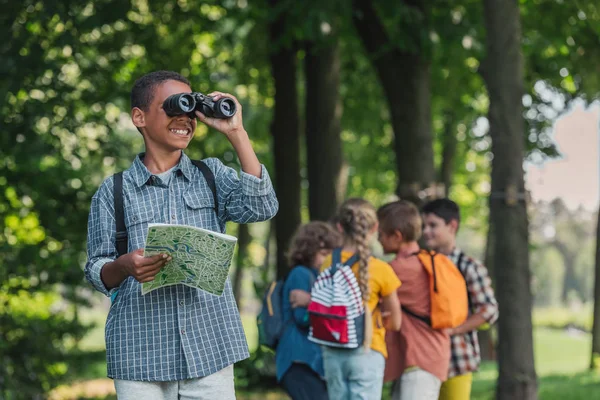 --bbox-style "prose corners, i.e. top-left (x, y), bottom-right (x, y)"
top-left (275, 222), bottom-right (342, 400)
top-left (317, 198), bottom-right (402, 400)
top-left (378, 200), bottom-right (451, 399)
top-left (422, 198), bottom-right (499, 400)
